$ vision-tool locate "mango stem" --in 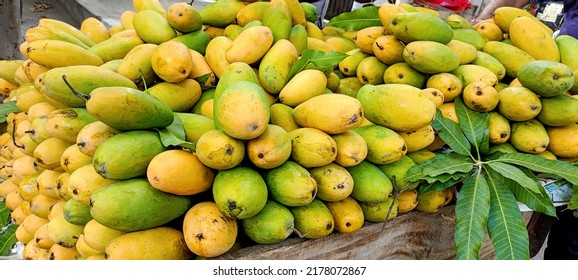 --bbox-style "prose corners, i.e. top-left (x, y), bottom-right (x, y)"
top-left (61, 75), bottom-right (91, 101)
